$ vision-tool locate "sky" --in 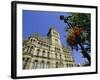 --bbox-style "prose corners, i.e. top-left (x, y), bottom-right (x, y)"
top-left (23, 10), bottom-right (85, 65)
